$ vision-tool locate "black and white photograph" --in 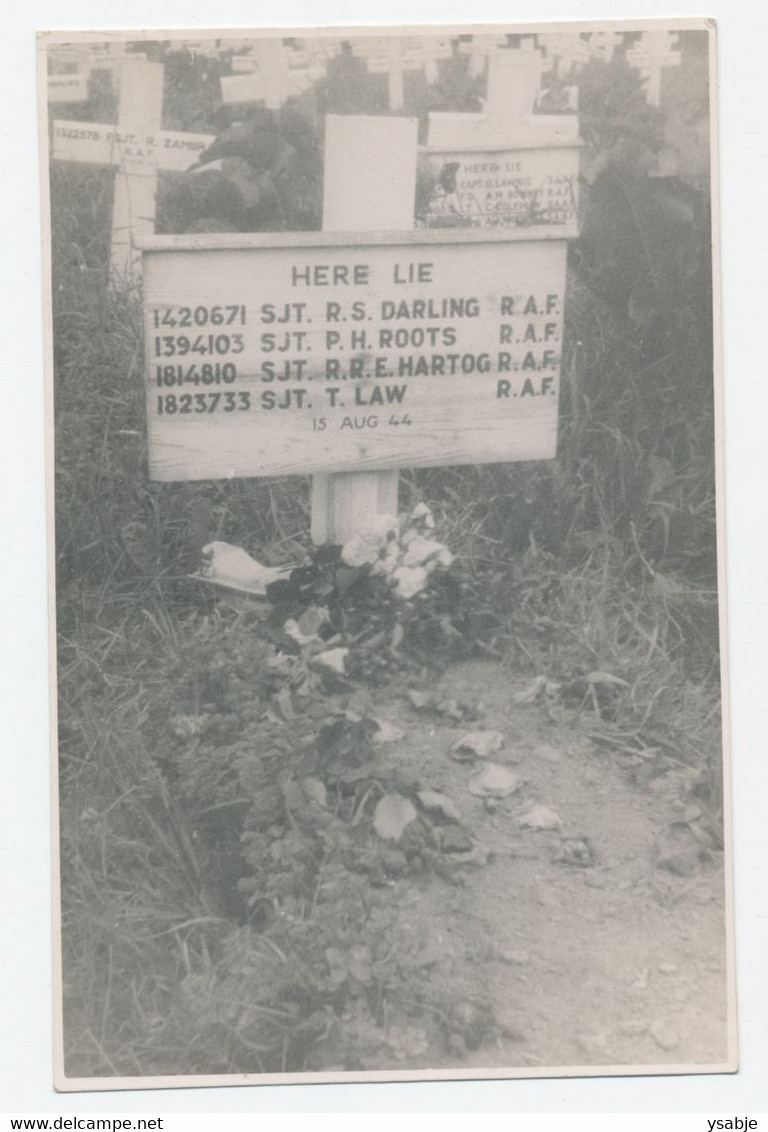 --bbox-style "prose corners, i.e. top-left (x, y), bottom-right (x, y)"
top-left (39, 20), bottom-right (734, 1091)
